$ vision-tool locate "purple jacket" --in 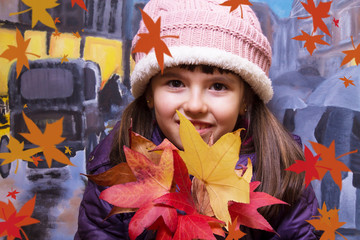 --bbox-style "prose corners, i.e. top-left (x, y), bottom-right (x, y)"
top-left (75, 123), bottom-right (321, 240)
